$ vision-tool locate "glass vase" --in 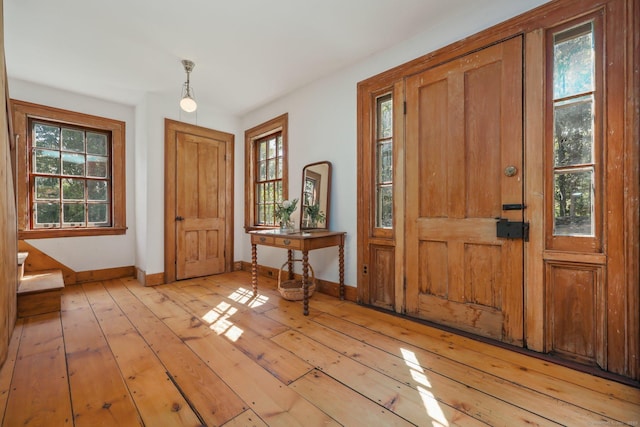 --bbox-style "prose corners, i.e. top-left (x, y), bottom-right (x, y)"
top-left (280, 218), bottom-right (294, 233)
